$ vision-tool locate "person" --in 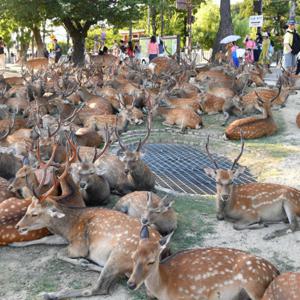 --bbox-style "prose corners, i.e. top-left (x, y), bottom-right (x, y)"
top-left (259, 32), bottom-right (271, 66)
top-left (148, 35), bottom-right (159, 61)
top-left (0, 37), bottom-right (6, 69)
top-left (229, 41), bottom-right (239, 68)
top-left (283, 19), bottom-right (298, 71)
top-left (99, 46), bottom-right (108, 55)
top-left (52, 39), bottom-right (62, 63)
top-left (134, 40), bottom-right (141, 60)
top-left (120, 40), bottom-right (126, 53)
top-left (112, 40), bottom-right (120, 57)
top-left (244, 35), bottom-right (255, 64)
top-left (127, 41), bottom-right (135, 58)
top-left (254, 32), bottom-right (263, 62)
top-left (158, 39), bottom-right (165, 57)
